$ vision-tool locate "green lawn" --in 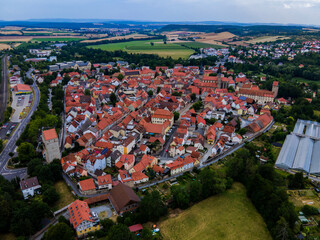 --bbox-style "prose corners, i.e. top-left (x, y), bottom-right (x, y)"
top-left (88, 39), bottom-right (195, 59)
top-left (53, 180), bottom-right (75, 210)
top-left (32, 37), bottom-right (84, 42)
top-left (178, 42), bottom-right (224, 49)
top-left (159, 183), bottom-right (272, 240)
